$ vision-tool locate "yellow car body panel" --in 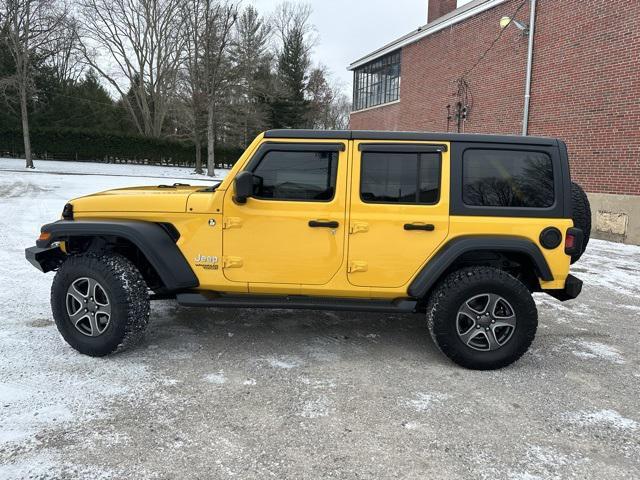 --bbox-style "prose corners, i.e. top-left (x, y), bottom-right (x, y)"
top-left (67, 133), bottom-right (575, 299)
